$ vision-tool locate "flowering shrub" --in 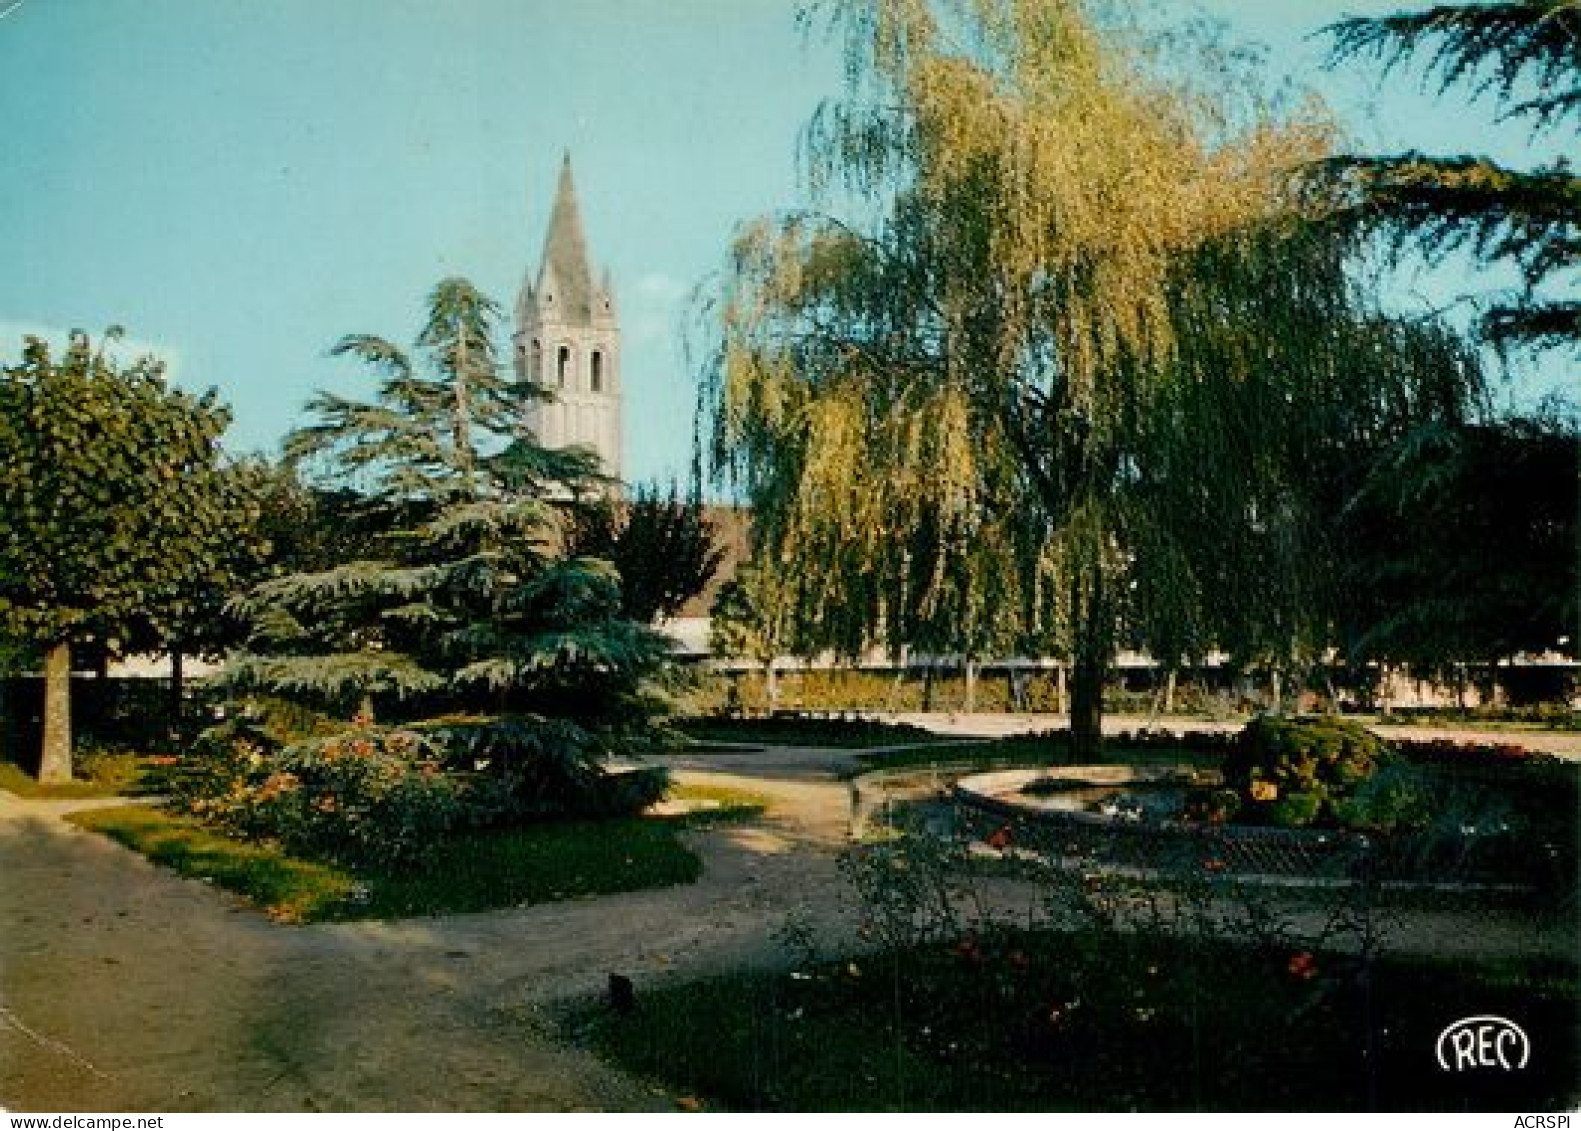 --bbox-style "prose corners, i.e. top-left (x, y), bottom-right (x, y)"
top-left (177, 721), bottom-right (465, 869)
top-left (1219, 715), bottom-right (1392, 828)
top-left (172, 714), bottom-right (673, 869)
